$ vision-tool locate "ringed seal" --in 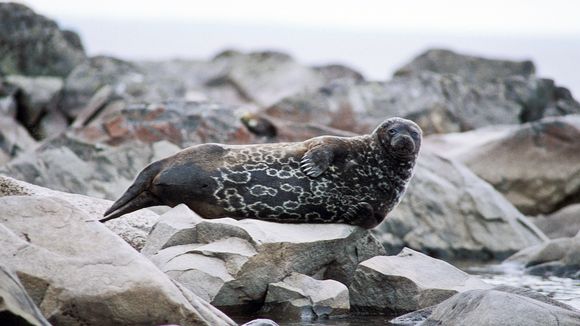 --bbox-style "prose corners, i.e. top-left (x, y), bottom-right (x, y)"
top-left (102, 117), bottom-right (422, 228)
